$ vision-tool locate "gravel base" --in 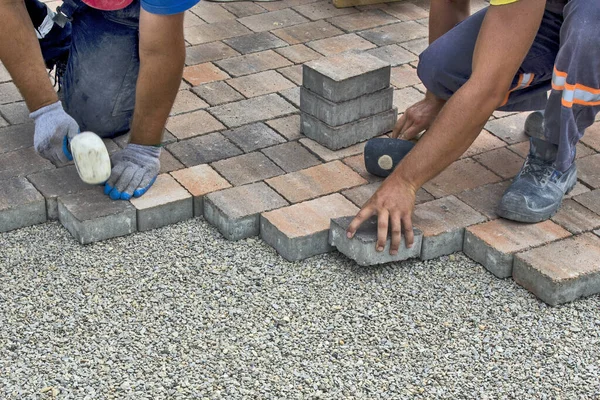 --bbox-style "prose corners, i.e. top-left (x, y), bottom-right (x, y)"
top-left (1, 219), bottom-right (599, 399)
